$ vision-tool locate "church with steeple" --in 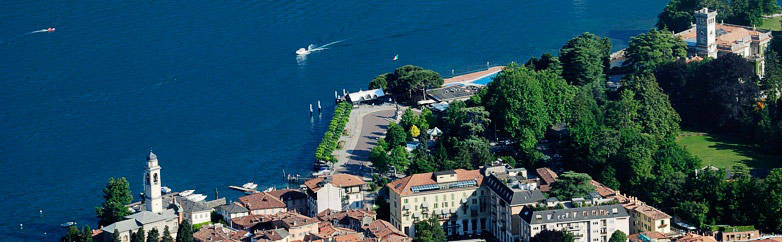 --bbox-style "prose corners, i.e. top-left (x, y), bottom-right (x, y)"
top-left (100, 151), bottom-right (179, 242)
